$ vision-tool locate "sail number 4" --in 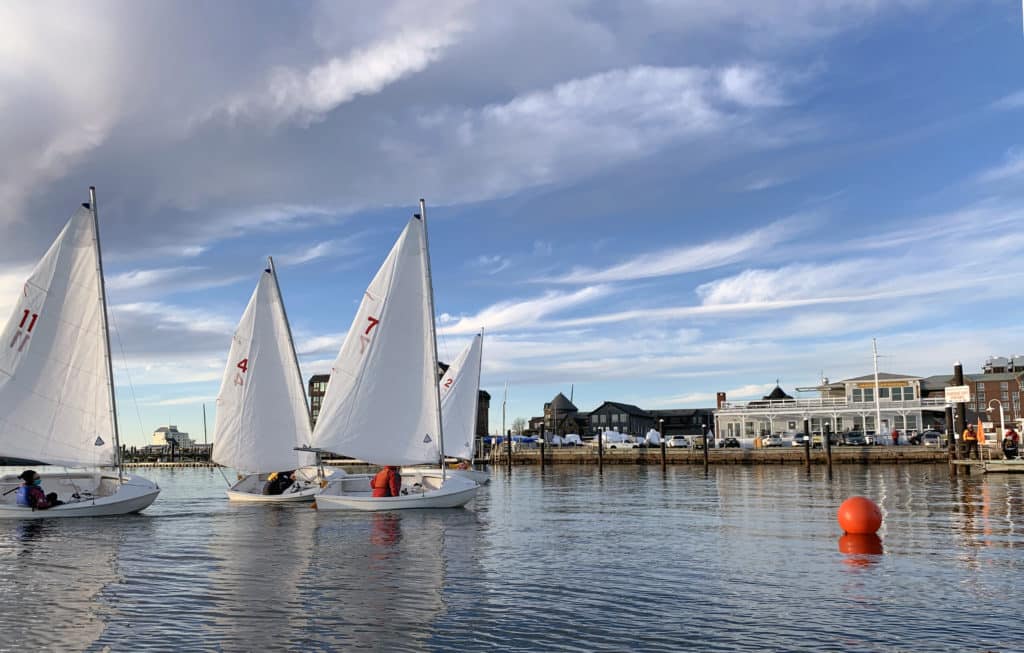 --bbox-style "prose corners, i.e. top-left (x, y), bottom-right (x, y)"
top-left (234, 358), bottom-right (249, 386)
top-left (8, 309), bottom-right (39, 352)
